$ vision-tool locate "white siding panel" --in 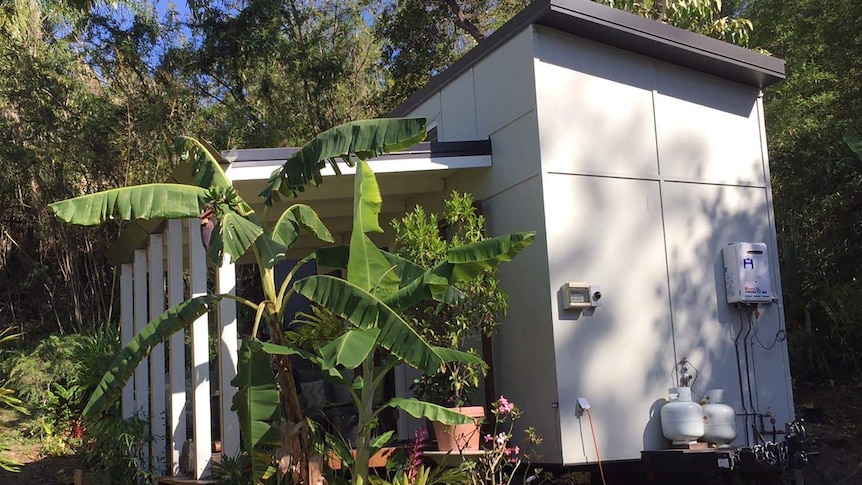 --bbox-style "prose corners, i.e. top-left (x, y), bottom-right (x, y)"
top-left (482, 176), bottom-right (560, 463)
top-left (447, 112), bottom-right (541, 200)
top-left (544, 174), bottom-right (673, 464)
top-left (535, 29), bottom-right (658, 177)
top-left (654, 65), bottom-right (764, 185)
top-left (474, 28), bottom-right (537, 137)
top-left (439, 70), bottom-right (478, 141)
top-left (409, 93), bottom-right (441, 134)
top-left (661, 182), bottom-right (793, 445)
